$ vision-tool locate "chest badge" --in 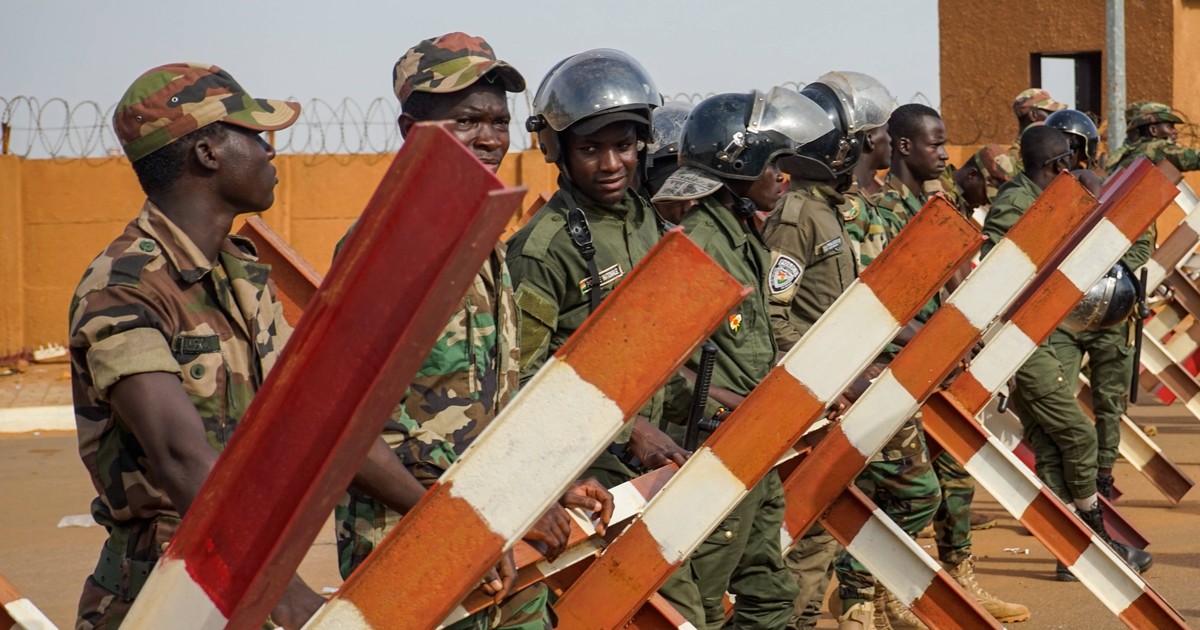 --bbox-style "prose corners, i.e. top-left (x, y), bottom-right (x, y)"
top-left (728, 313), bottom-right (743, 334)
